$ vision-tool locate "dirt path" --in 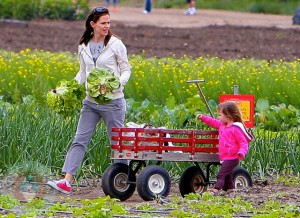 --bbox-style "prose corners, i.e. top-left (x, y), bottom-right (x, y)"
top-left (106, 6), bottom-right (295, 29)
top-left (1, 7), bottom-right (300, 60)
